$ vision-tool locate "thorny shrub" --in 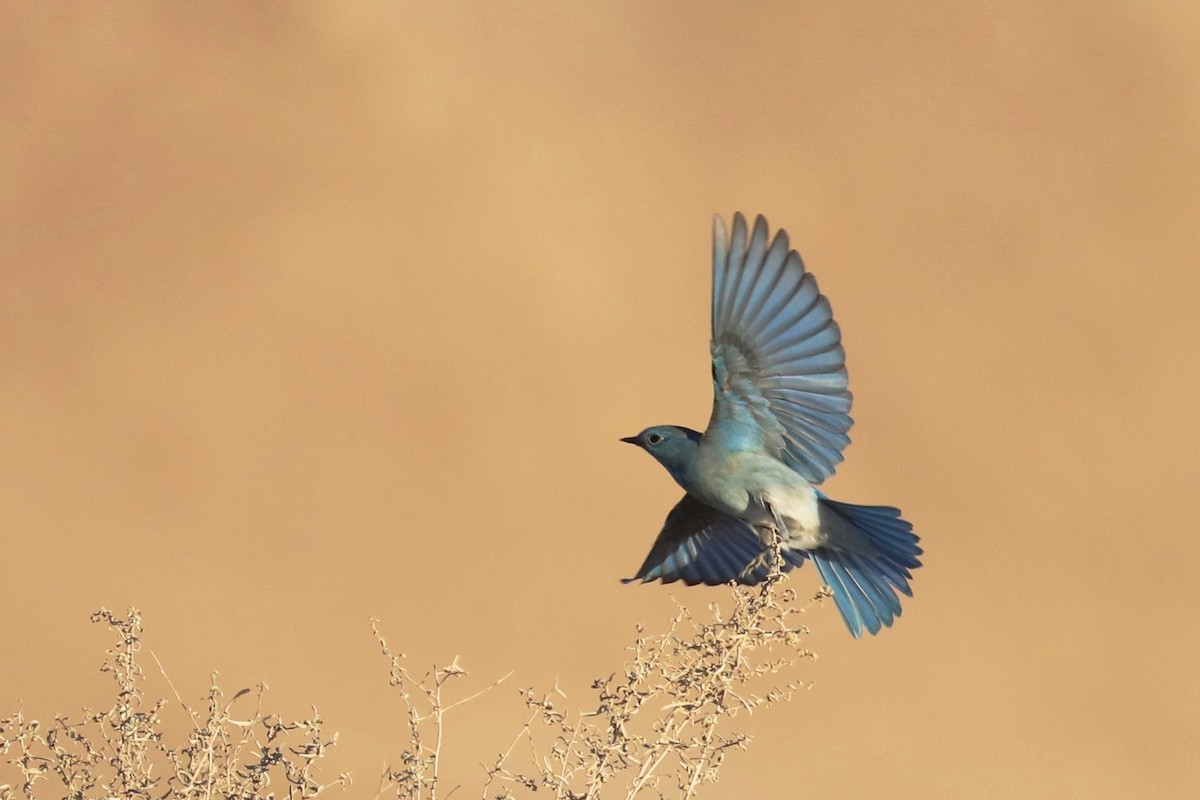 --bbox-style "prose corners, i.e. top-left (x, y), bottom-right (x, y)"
top-left (3, 546), bottom-right (823, 800)
top-left (0, 608), bottom-right (347, 800)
